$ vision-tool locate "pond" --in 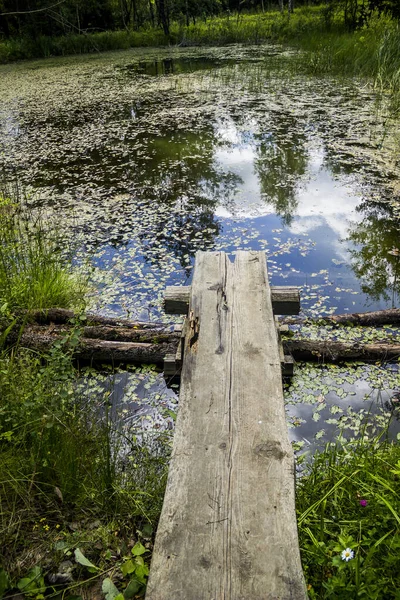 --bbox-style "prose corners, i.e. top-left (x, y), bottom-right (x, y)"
top-left (0, 44), bottom-right (399, 452)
